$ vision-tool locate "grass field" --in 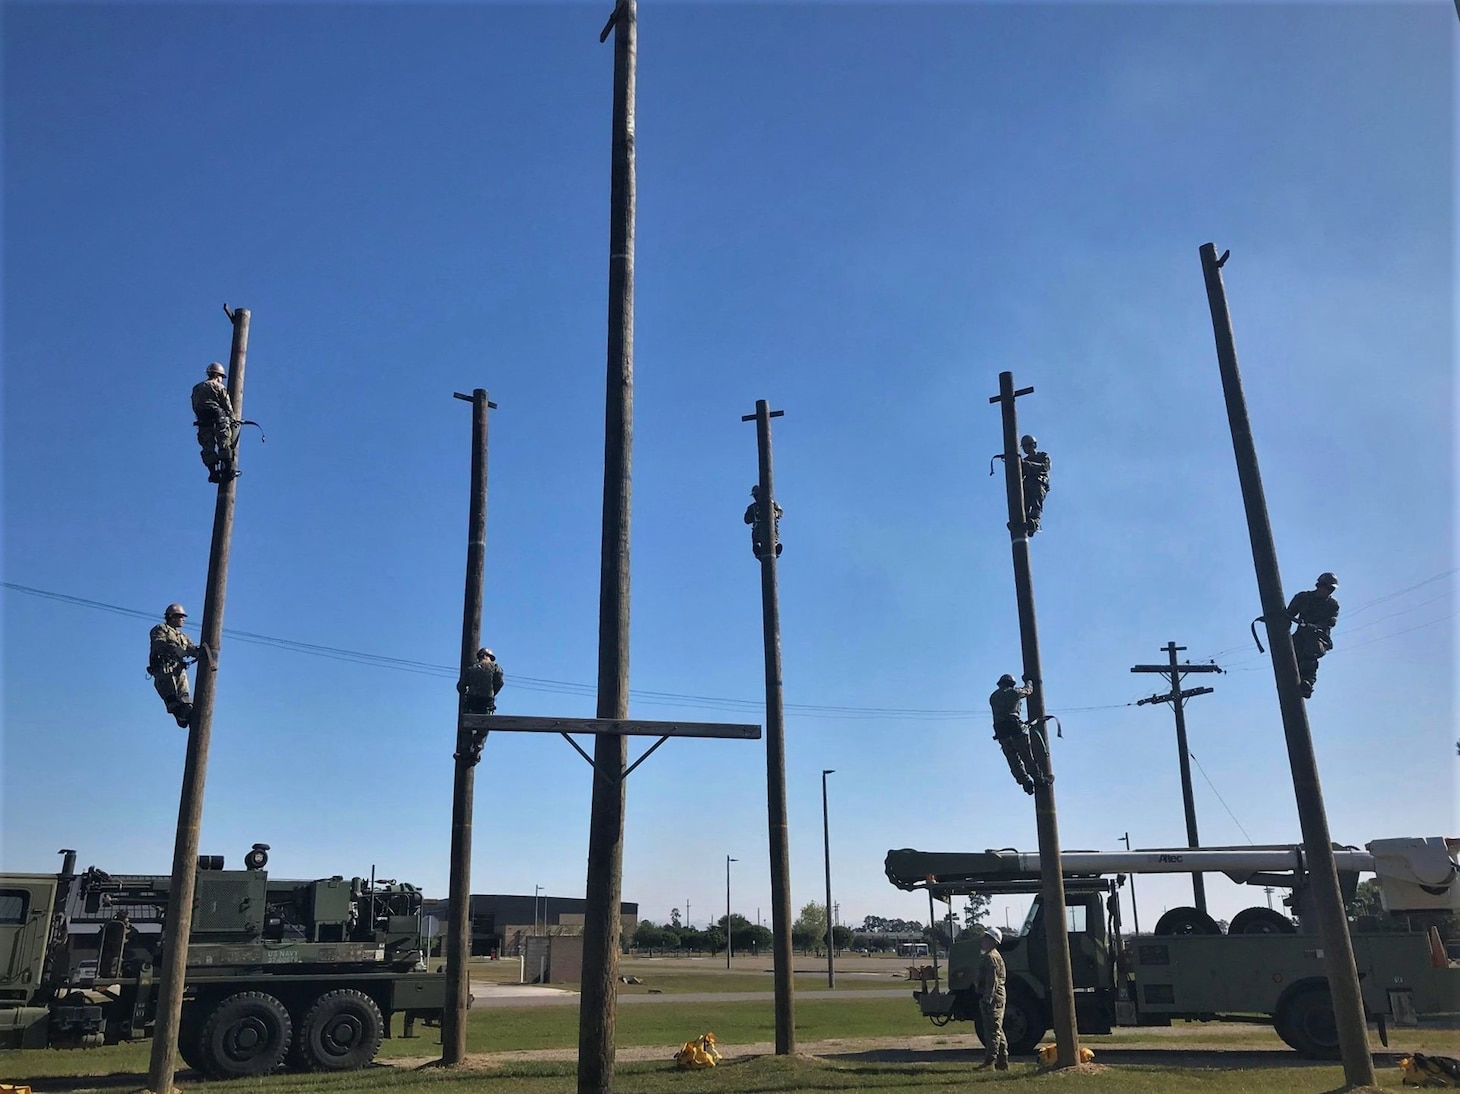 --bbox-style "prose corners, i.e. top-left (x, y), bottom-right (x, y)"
top-left (470, 953), bottom-right (912, 994)
top-left (9, 992), bottom-right (1456, 1093)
